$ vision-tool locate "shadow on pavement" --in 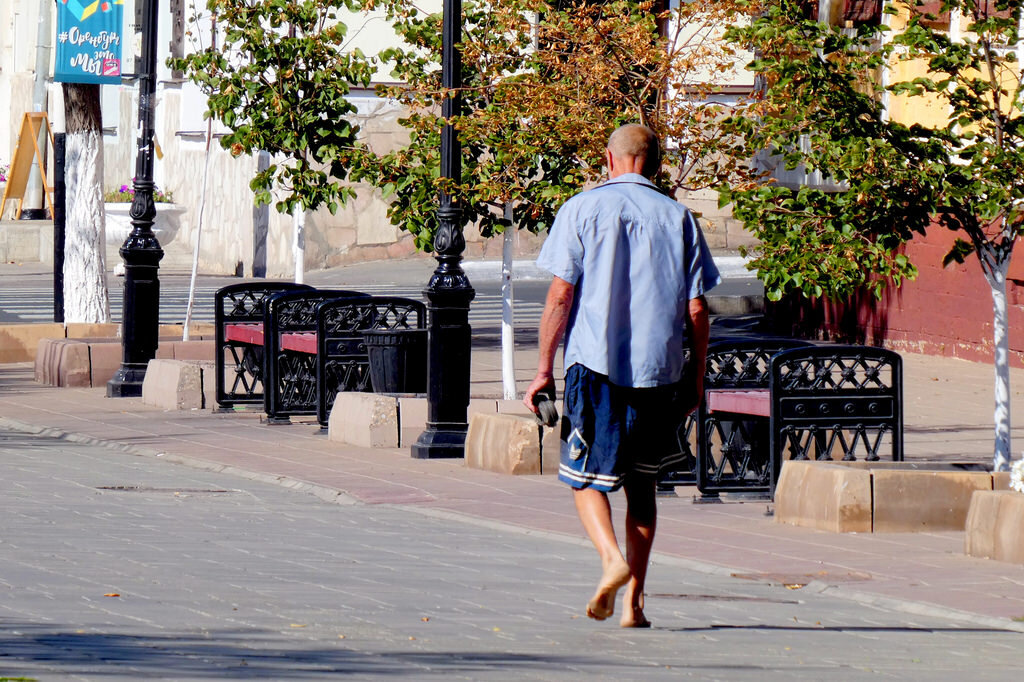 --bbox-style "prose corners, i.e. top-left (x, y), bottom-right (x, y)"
top-left (0, 624), bottom-right (635, 678)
